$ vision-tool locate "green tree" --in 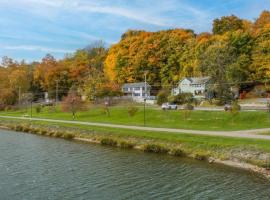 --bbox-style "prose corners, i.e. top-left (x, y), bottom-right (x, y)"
top-left (200, 41), bottom-right (234, 104)
top-left (213, 15), bottom-right (244, 35)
